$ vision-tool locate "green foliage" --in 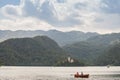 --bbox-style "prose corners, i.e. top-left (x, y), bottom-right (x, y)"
top-left (1, 32), bottom-right (120, 66)
top-left (96, 43), bottom-right (120, 66)
top-left (0, 36), bottom-right (69, 66)
top-left (64, 41), bottom-right (106, 65)
top-left (64, 33), bottom-right (120, 66)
